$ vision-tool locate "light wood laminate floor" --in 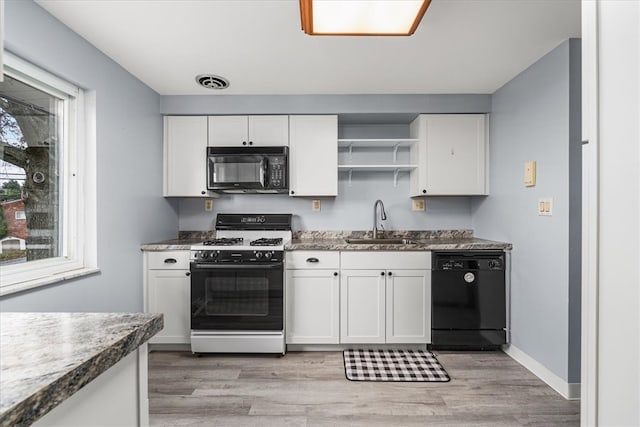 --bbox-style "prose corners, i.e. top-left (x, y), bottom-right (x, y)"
top-left (148, 350), bottom-right (579, 426)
